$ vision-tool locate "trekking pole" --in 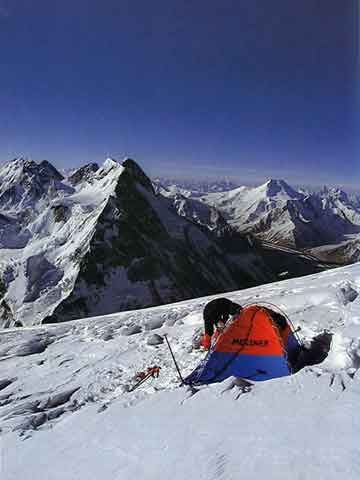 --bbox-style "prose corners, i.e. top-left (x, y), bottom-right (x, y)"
top-left (129, 372), bottom-right (153, 392)
top-left (163, 334), bottom-right (184, 385)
